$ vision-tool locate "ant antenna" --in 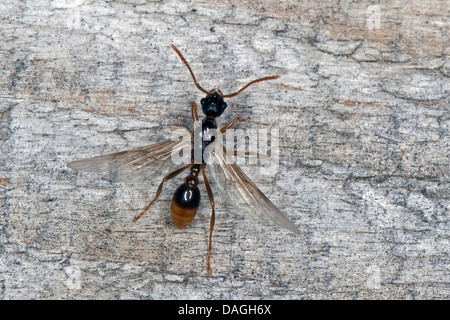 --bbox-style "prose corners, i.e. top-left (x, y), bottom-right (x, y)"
top-left (171, 44), bottom-right (279, 98)
top-left (171, 44), bottom-right (209, 95)
top-left (221, 75), bottom-right (279, 98)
